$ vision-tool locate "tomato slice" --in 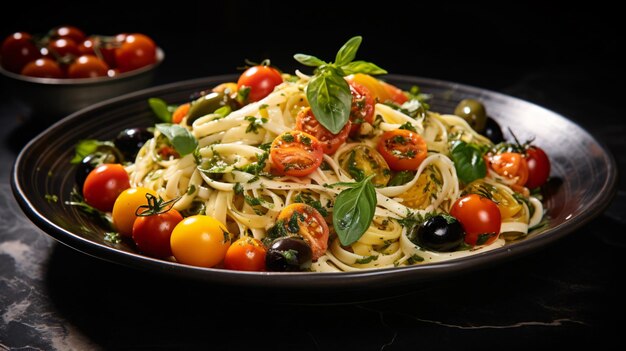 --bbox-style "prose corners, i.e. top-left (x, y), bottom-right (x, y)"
top-left (348, 81), bottom-right (375, 136)
top-left (295, 107), bottom-right (350, 155)
top-left (277, 203), bottom-right (329, 260)
top-left (377, 129), bottom-right (428, 171)
top-left (270, 130), bottom-right (324, 177)
top-left (487, 152), bottom-right (529, 186)
top-left (346, 74), bottom-right (407, 104)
